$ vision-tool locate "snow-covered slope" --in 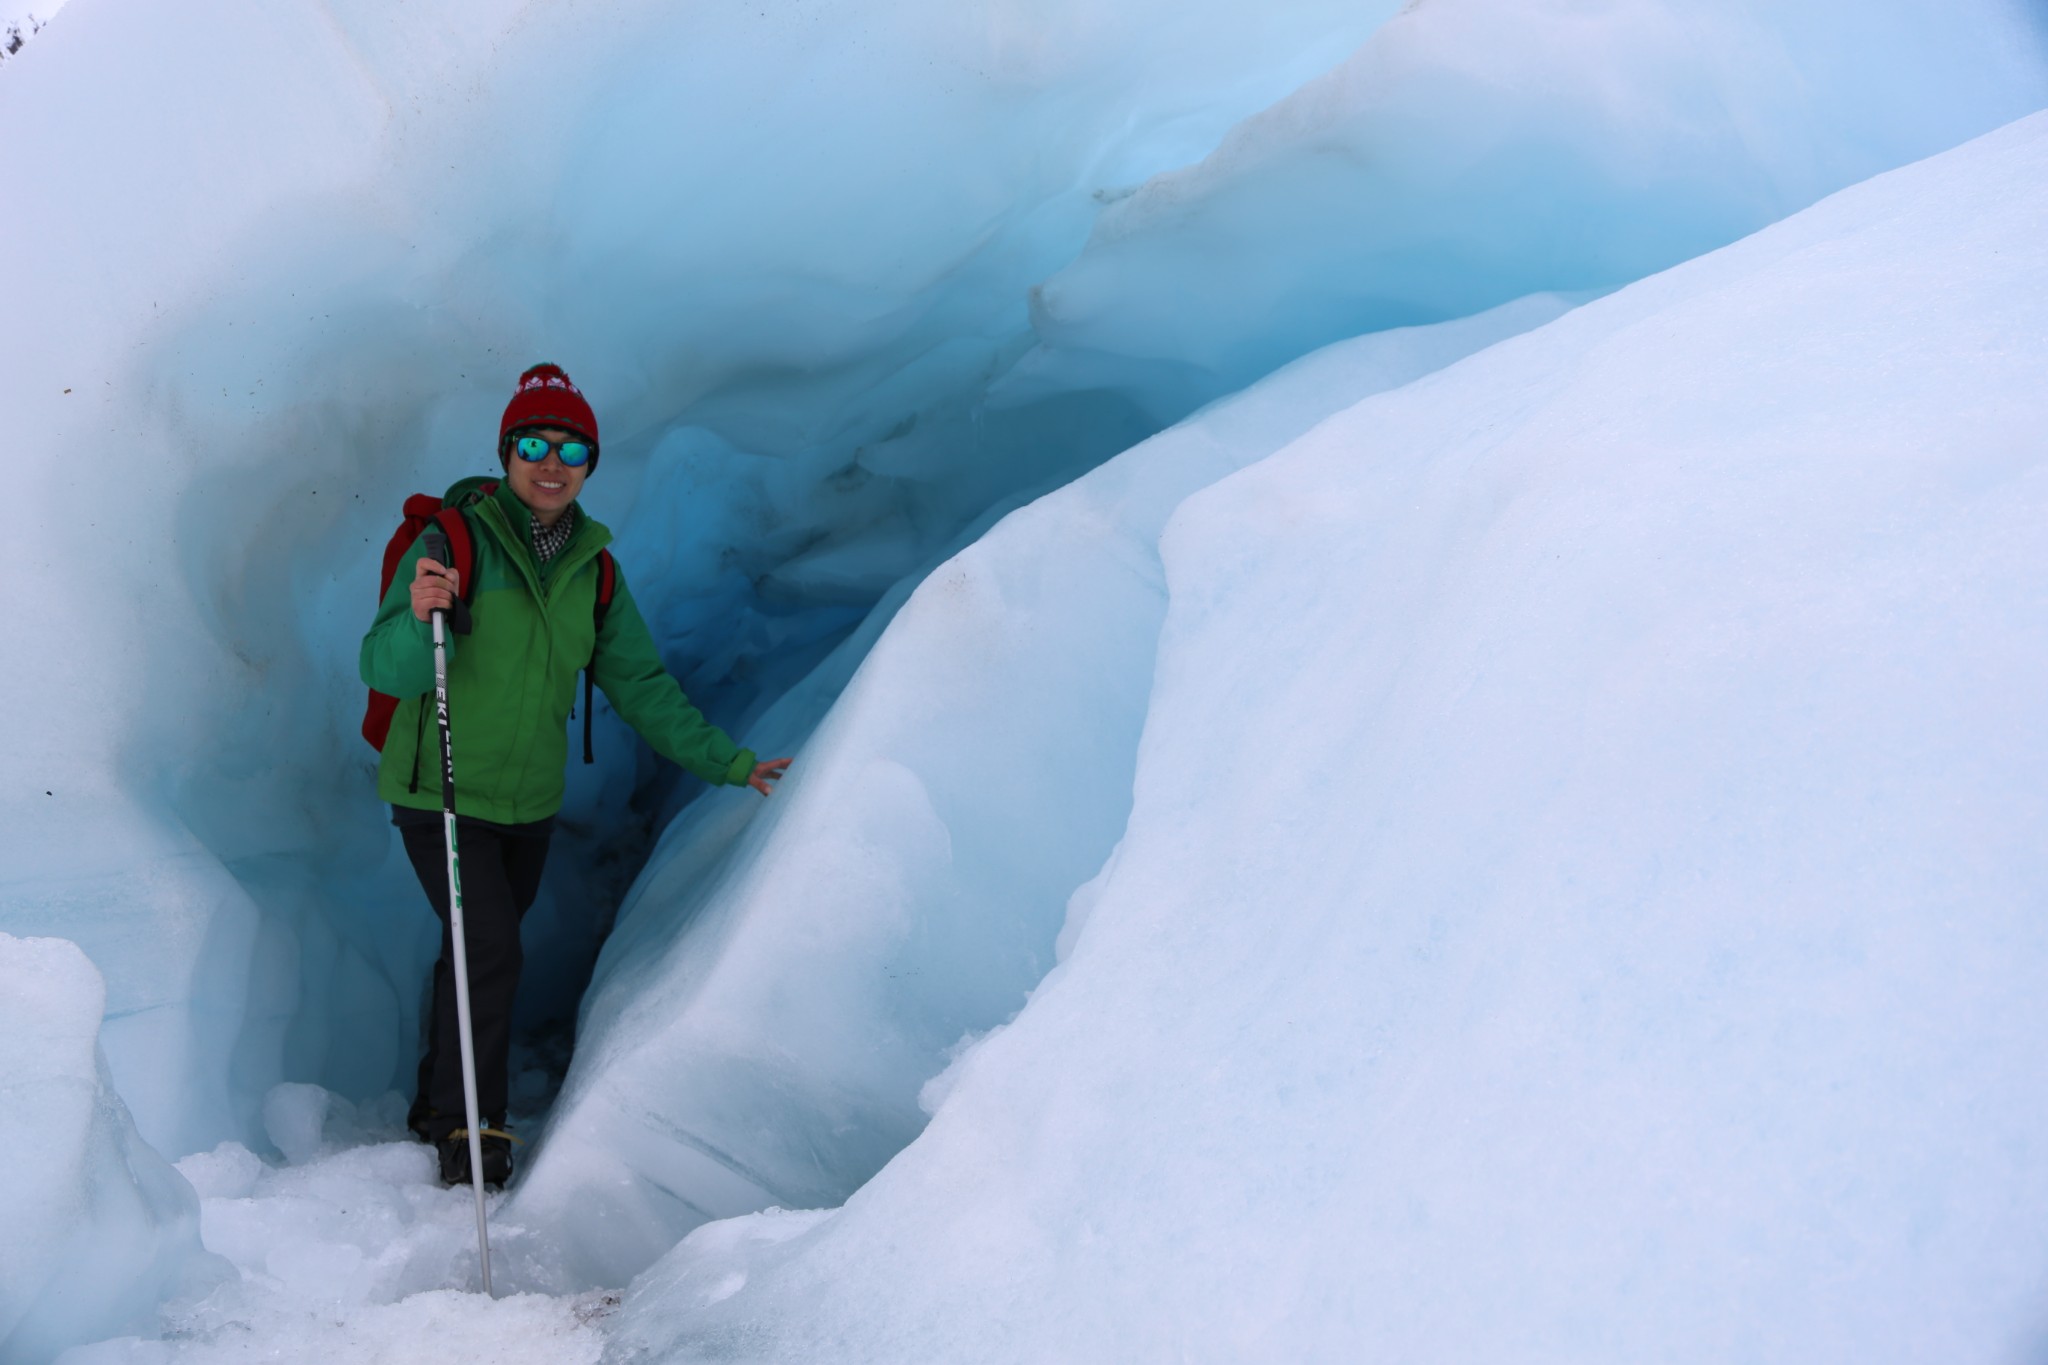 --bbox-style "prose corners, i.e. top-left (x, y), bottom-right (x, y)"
top-left (601, 110), bottom-right (2048, 1365)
